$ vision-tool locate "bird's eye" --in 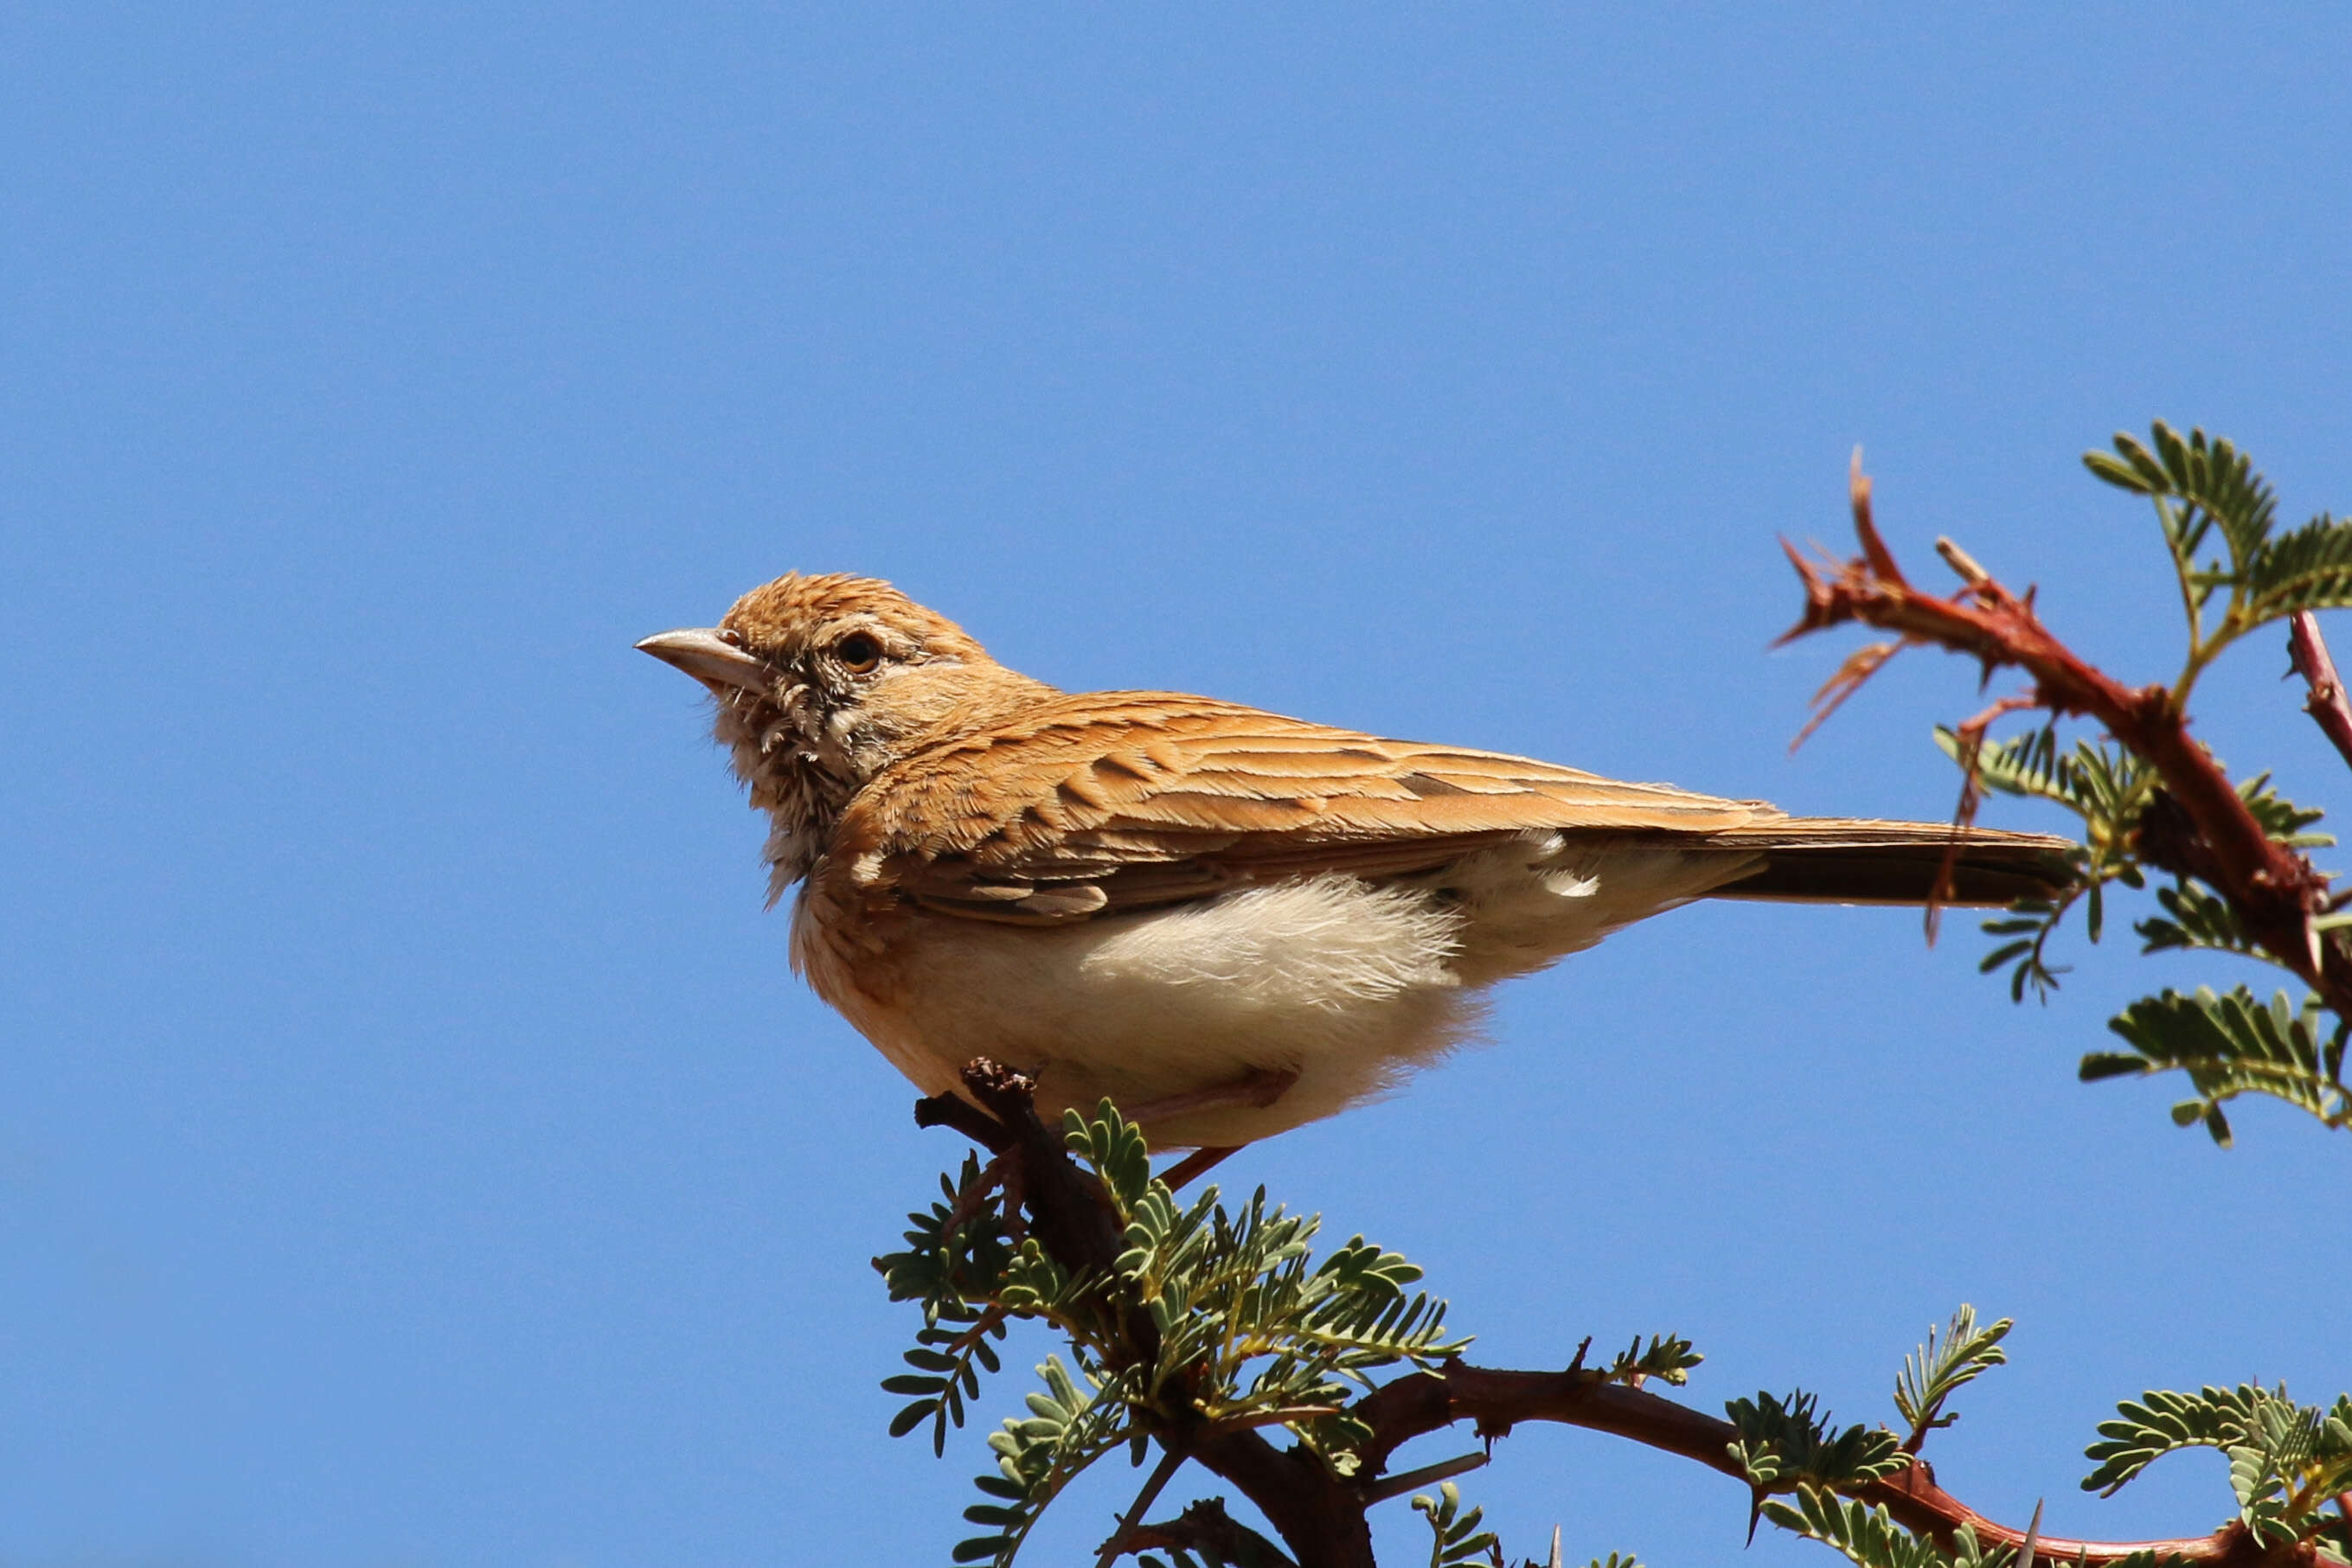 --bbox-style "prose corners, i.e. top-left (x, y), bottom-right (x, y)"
top-left (835, 632), bottom-right (883, 673)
